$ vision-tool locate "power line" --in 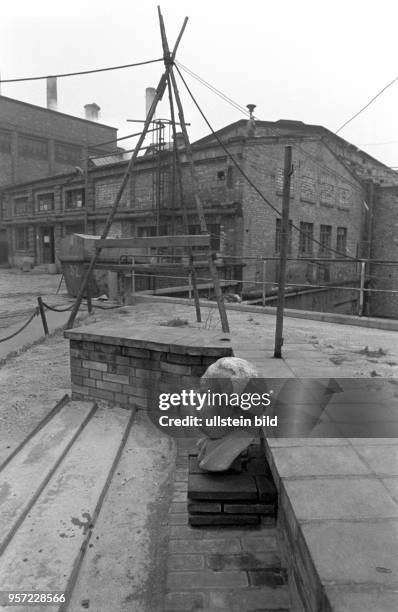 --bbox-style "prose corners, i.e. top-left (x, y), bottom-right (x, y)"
top-left (0, 58), bottom-right (163, 83)
top-left (335, 75), bottom-right (398, 134)
top-left (175, 65), bottom-right (359, 262)
top-left (175, 61), bottom-right (250, 117)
